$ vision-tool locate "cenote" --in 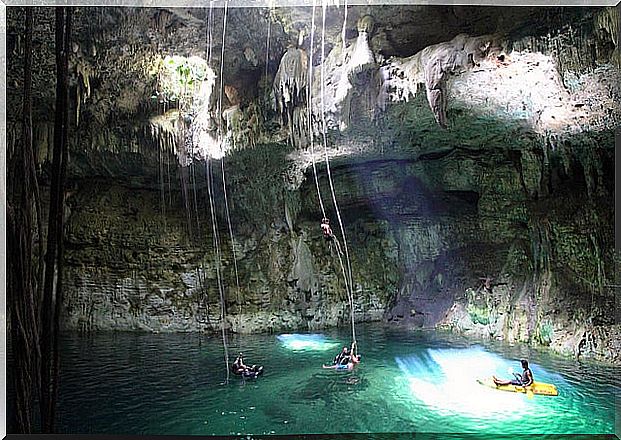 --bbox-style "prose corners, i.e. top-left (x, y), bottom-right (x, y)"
top-left (5, 1), bottom-right (620, 438)
top-left (46, 324), bottom-right (619, 436)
